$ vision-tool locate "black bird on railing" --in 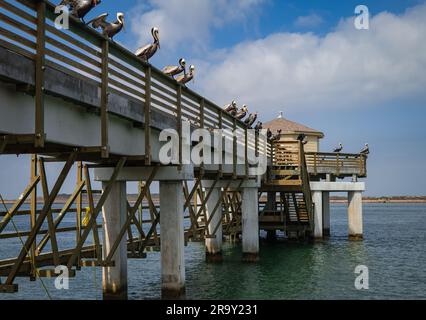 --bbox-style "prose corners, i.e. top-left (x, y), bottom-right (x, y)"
top-left (162, 58), bottom-right (186, 78)
top-left (224, 100), bottom-right (237, 114)
top-left (254, 121), bottom-right (263, 132)
top-left (60, 0), bottom-right (101, 24)
top-left (245, 112), bottom-right (258, 127)
top-left (235, 105), bottom-right (248, 120)
top-left (87, 12), bottom-right (125, 40)
top-left (333, 143), bottom-right (343, 153)
top-left (267, 128), bottom-right (273, 140)
top-left (297, 133), bottom-right (308, 145)
top-left (176, 65), bottom-right (195, 86)
top-left (360, 143), bottom-right (369, 155)
top-left (135, 27), bottom-right (160, 62)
